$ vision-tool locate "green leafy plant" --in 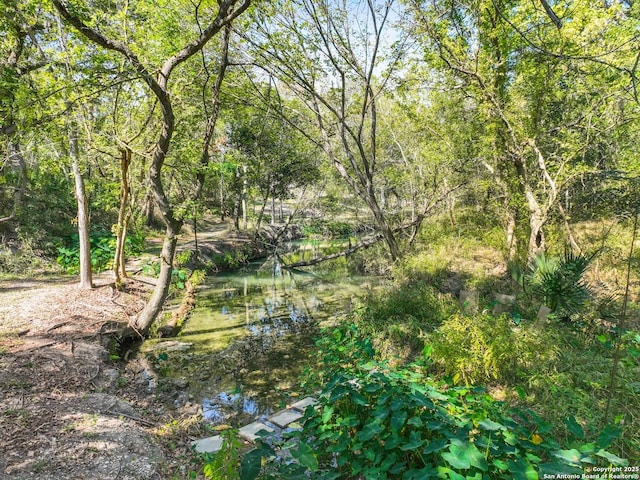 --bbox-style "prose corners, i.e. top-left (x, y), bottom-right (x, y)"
top-left (202, 429), bottom-right (242, 480)
top-left (55, 231), bottom-right (145, 274)
top-left (172, 268), bottom-right (187, 290)
top-left (429, 313), bottom-right (559, 385)
top-left (243, 324), bottom-right (628, 479)
top-left (512, 251), bottom-right (596, 320)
